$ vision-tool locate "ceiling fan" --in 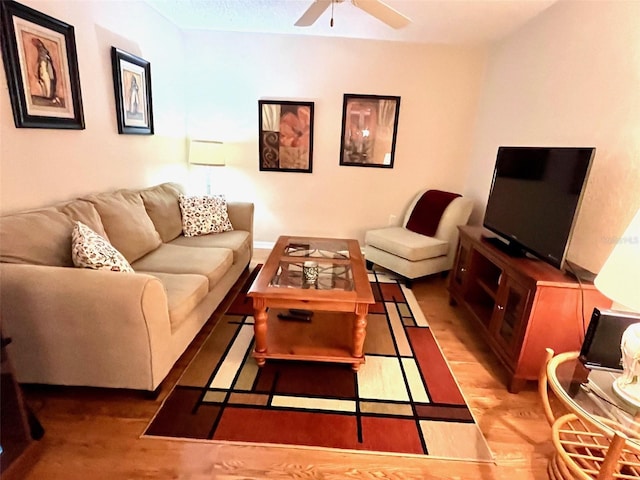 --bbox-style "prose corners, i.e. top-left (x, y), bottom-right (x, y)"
top-left (295, 0), bottom-right (411, 29)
